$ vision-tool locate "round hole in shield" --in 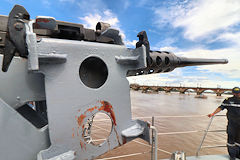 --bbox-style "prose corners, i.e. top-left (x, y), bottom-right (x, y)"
top-left (79, 57), bottom-right (108, 89)
top-left (83, 112), bottom-right (113, 145)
